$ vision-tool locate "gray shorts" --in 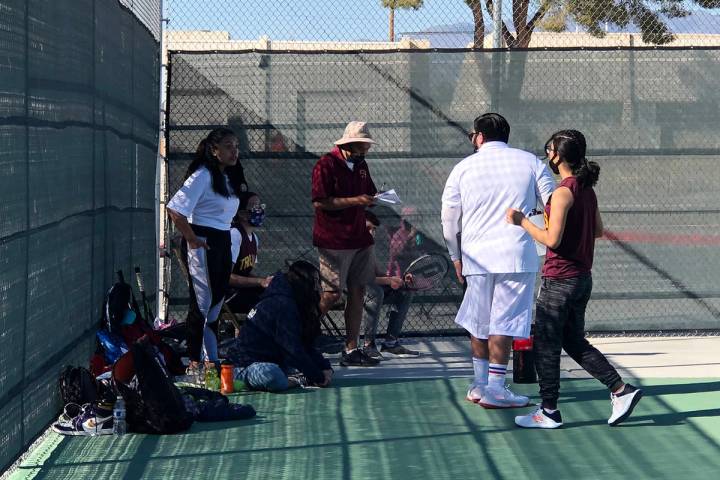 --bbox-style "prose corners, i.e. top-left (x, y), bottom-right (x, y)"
top-left (318, 246), bottom-right (375, 292)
